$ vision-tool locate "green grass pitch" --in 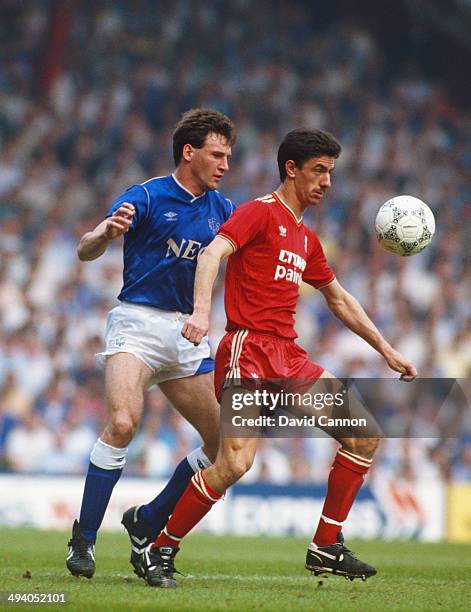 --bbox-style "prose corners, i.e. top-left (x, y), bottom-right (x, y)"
top-left (1, 528), bottom-right (470, 611)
